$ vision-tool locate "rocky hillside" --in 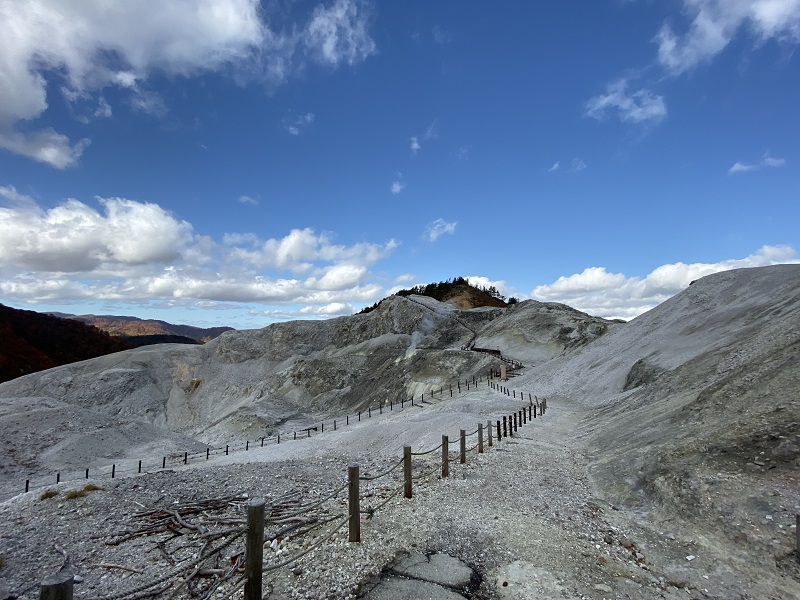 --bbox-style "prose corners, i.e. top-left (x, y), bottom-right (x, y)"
top-left (0, 293), bottom-right (615, 488)
top-left (0, 265), bottom-right (798, 598)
